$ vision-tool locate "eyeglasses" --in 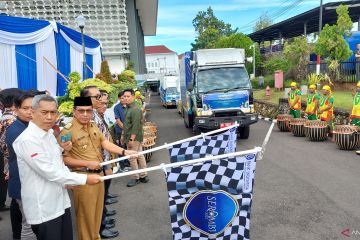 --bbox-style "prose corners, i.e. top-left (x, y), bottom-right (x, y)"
top-left (89, 95), bottom-right (102, 100)
top-left (39, 110), bottom-right (59, 117)
top-left (76, 109), bottom-right (93, 115)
